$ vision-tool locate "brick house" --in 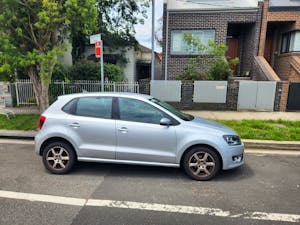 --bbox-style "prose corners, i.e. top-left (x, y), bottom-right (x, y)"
top-left (257, 0), bottom-right (300, 82)
top-left (162, 0), bottom-right (263, 80)
top-left (162, 0), bottom-right (300, 82)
